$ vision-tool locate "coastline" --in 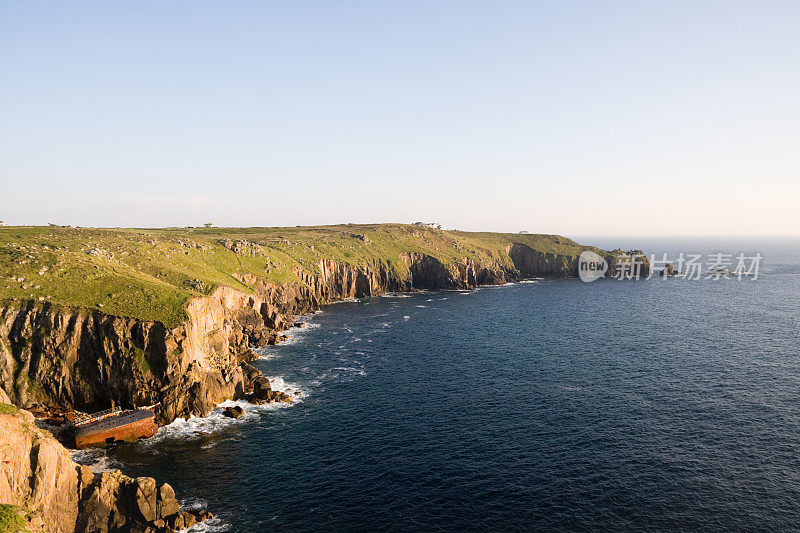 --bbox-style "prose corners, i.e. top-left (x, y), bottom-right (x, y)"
top-left (0, 225), bottom-right (648, 532)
